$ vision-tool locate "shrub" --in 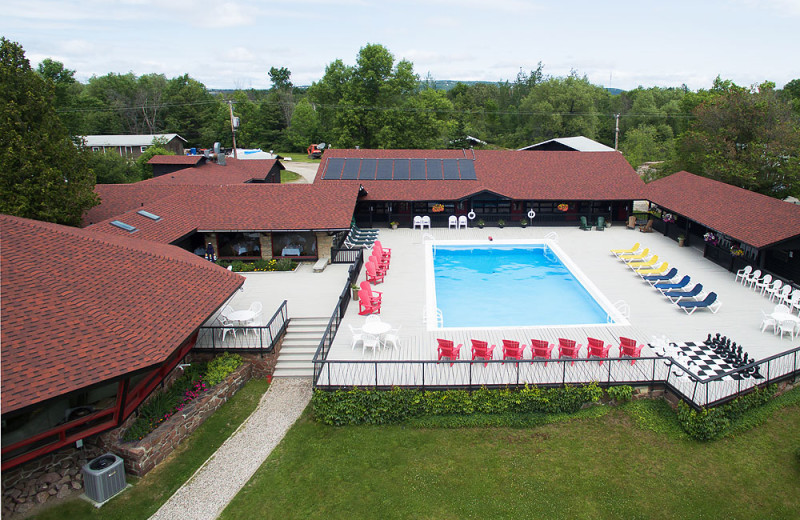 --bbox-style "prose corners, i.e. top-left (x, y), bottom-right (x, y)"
top-left (215, 259), bottom-right (296, 272)
top-left (311, 384), bottom-right (602, 426)
top-left (205, 352), bottom-right (244, 387)
top-left (607, 385), bottom-right (634, 403)
top-left (676, 384), bottom-right (777, 441)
